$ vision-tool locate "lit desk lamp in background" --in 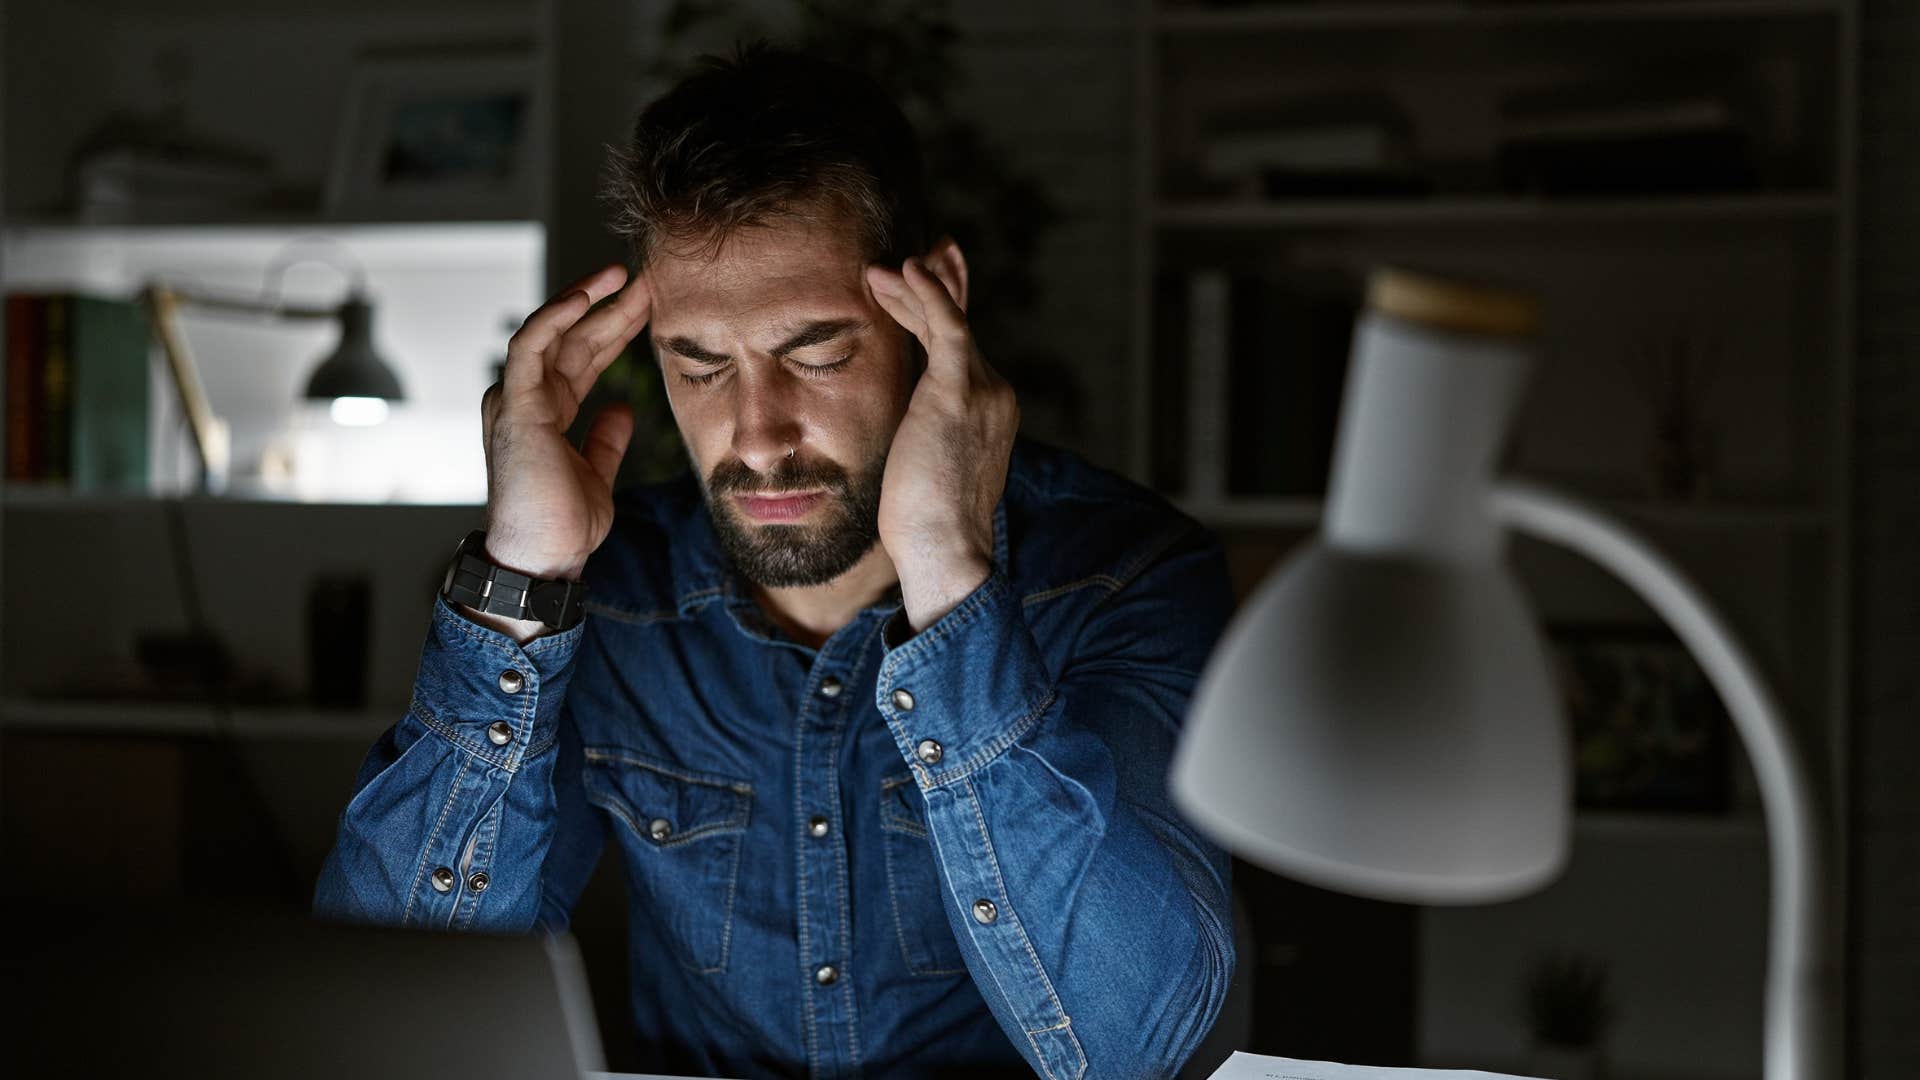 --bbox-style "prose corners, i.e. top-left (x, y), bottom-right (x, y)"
top-left (143, 240), bottom-right (407, 493)
top-left (1171, 268), bottom-right (1830, 1080)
